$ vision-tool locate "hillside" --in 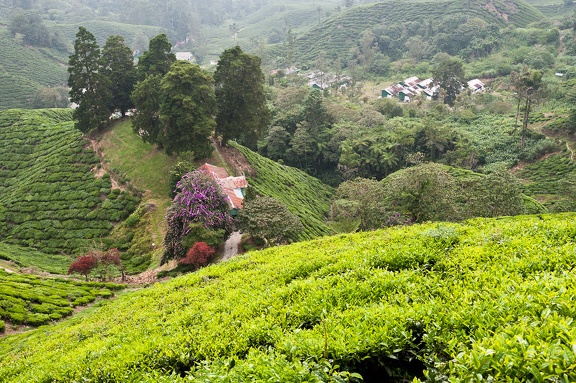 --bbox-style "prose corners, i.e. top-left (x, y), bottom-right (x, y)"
top-left (0, 28), bottom-right (68, 110)
top-left (294, 0), bottom-right (545, 64)
top-left (1, 213), bottom-right (576, 381)
top-left (232, 143), bottom-right (335, 240)
top-left (0, 109), bottom-right (139, 255)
